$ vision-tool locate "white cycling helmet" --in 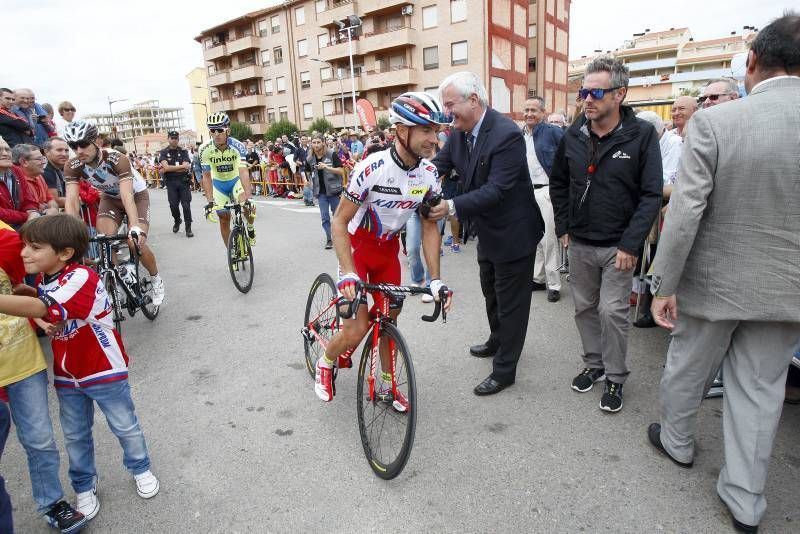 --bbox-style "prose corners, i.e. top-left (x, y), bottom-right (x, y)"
top-left (389, 92), bottom-right (451, 127)
top-left (63, 120), bottom-right (99, 144)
